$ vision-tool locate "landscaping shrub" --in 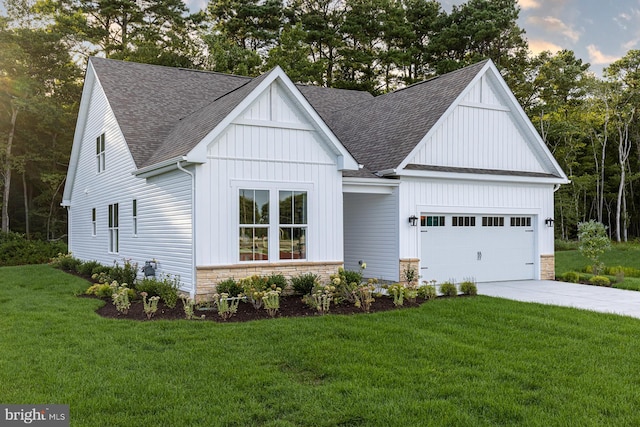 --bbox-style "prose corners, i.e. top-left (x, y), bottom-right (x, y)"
top-left (589, 276), bottom-right (611, 287)
top-left (240, 275), bottom-right (270, 309)
top-left (109, 259), bottom-right (138, 286)
top-left (460, 280), bottom-right (478, 296)
top-left (85, 283), bottom-right (113, 298)
top-left (577, 220), bottom-right (611, 275)
top-left (0, 232), bottom-right (67, 266)
top-left (331, 268), bottom-right (362, 304)
top-left (267, 274), bottom-right (287, 291)
top-left (77, 260), bottom-right (102, 277)
top-left (290, 273), bottom-right (319, 295)
top-left (561, 271), bottom-right (580, 283)
top-left (439, 281), bottom-right (458, 297)
top-left (417, 283), bottom-right (437, 300)
top-left (135, 274), bottom-right (180, 308)
top-left (49, 252), bottom-right (81, 271)
top-left (215, 278), bottom-right (243, 297)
